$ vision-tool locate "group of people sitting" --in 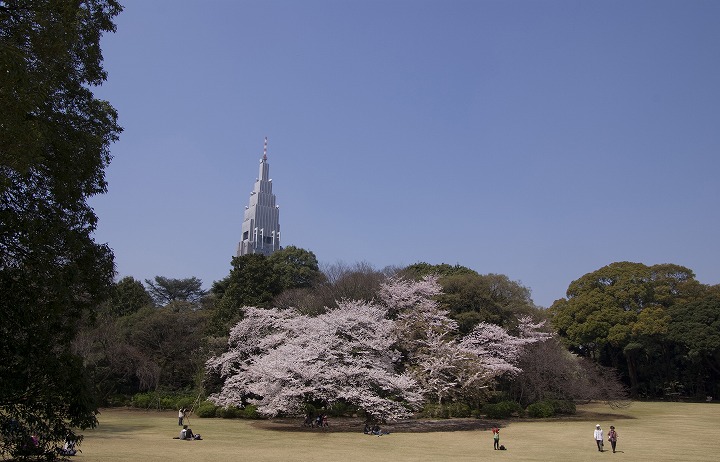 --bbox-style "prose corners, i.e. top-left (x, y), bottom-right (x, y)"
top-left (303, 414), bottom-right (329, 428)
top-left (363, 423), bottom-right (388, 436)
